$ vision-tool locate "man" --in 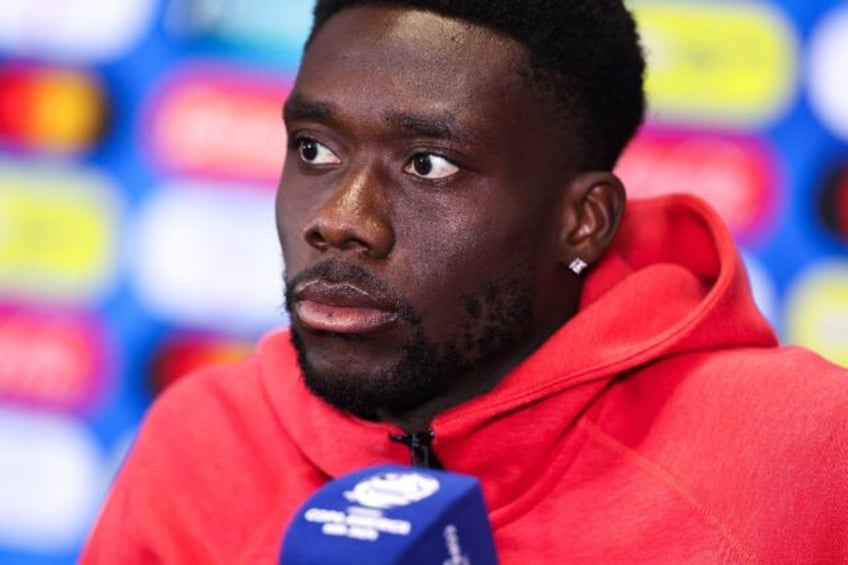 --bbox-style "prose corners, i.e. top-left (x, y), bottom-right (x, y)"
top-left (84, 1), bottom-right (848, 562)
